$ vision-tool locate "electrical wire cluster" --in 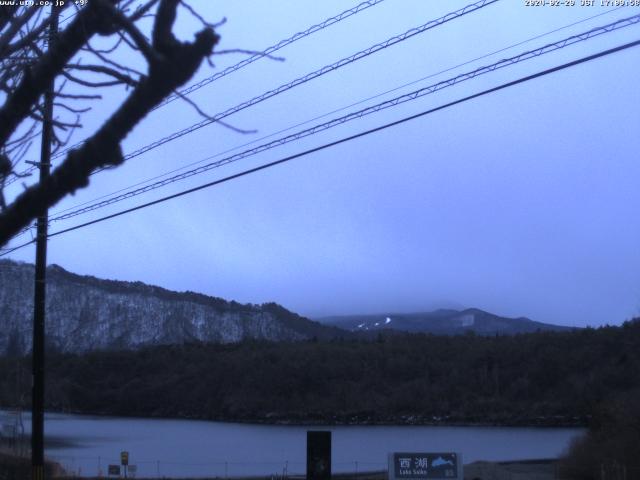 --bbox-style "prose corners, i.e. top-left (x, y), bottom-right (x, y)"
top-left (2, 0), bottom-right (639, 255)
top-left (42, 13), bottom-right (640, 226)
